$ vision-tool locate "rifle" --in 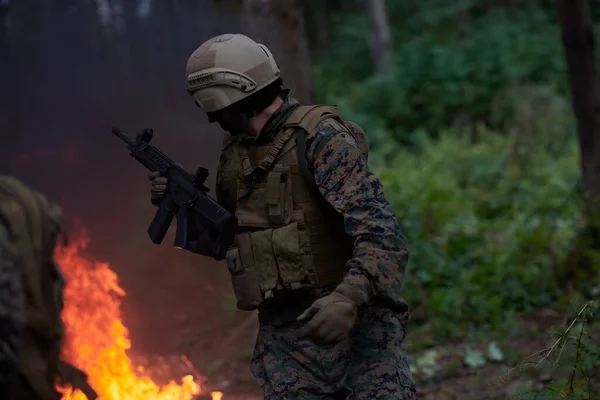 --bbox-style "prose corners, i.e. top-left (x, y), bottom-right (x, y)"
top-left (112, 127), bottom-right (237, 260)
top-left (58, 360), bottom-right (98, 400)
